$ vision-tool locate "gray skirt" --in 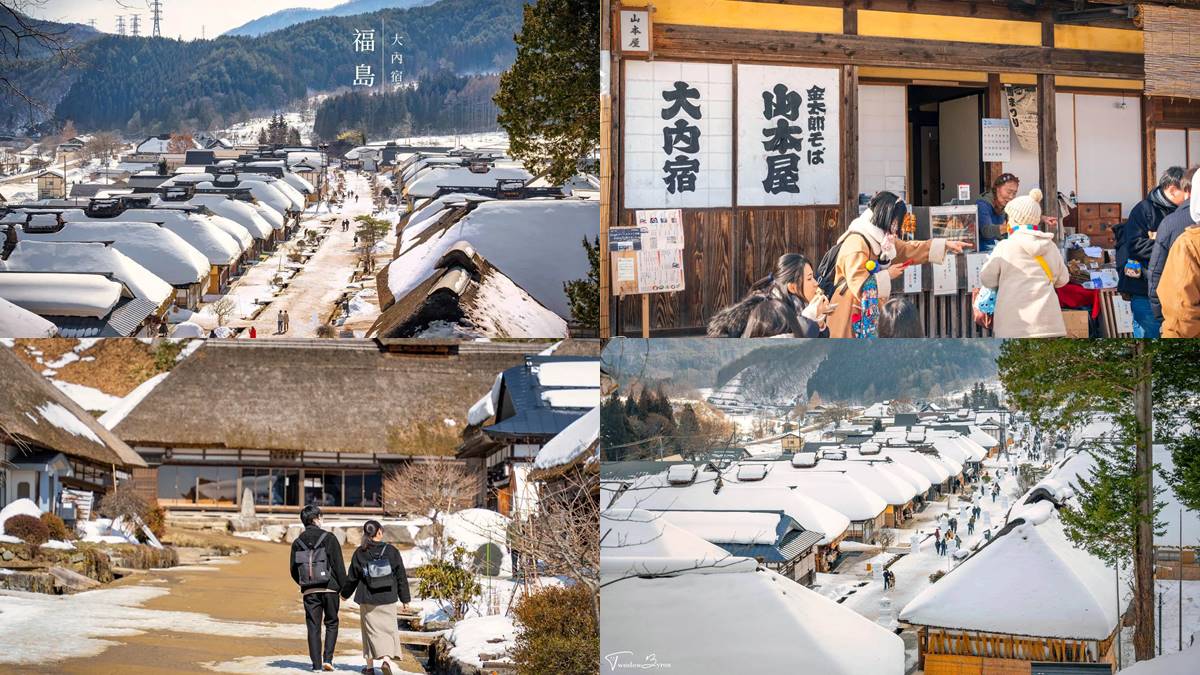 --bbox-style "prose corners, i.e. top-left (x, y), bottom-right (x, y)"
top-left (360, 602), bottom-right (401, 660)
